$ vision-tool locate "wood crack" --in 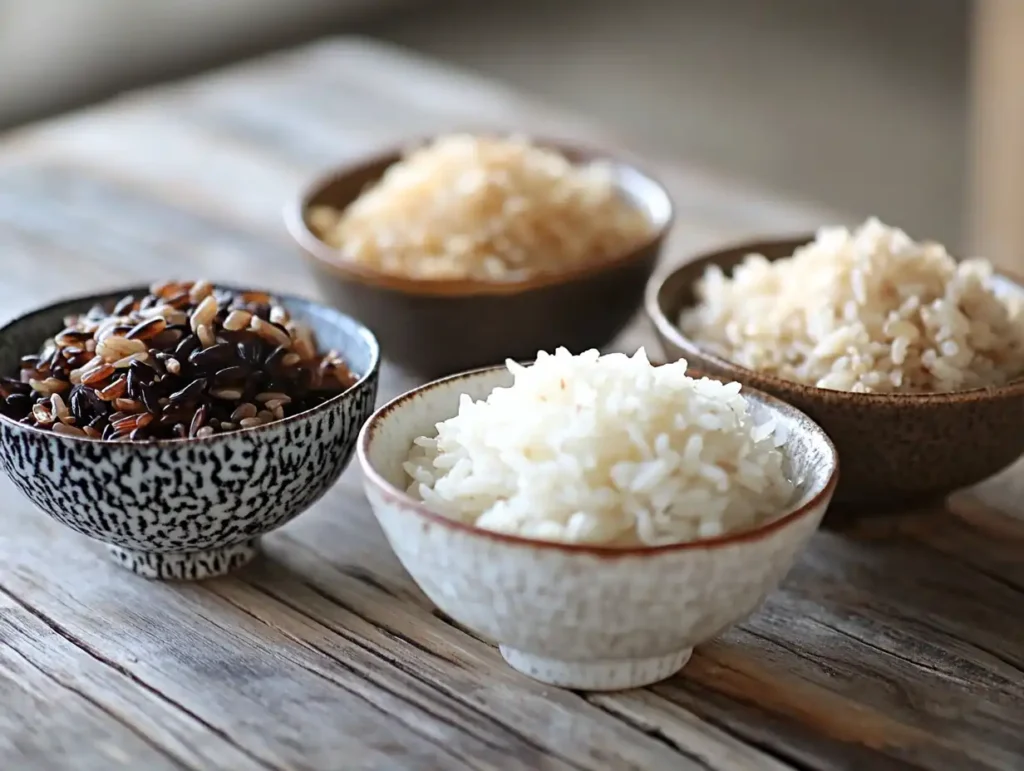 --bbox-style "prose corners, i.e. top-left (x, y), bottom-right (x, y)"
top-left (236, 580), bottom-right (599, 771)
top-left (0, 583), bottom-right (284, 771)
top-left (887, 610), bottom-right (1024, 680)
top-left (260, 539), bottom-right (774, 769)
top-left (739, 627), bottom-right (846, 677)
top-left (583, 700), bottom-right (719, 771)
top-left (802, 616), bottom-right (980, 690)
top-left (663, 655), bottom-right (929, 769)
top-left (659, 673), bottom-right (916, 771)
top-left (224, 595), bottom-right (489, 770)
top-left (652, 680), bottom-right (826, 771)
top-left (330, 565), bottom-right (407, 601)
top-left (429, 607), bottom-right (491, 644)
top-left (209, 587), bottom-right (500, 771)
top-left (0, 619), bottom-right (193, 771)
top-left (298, 579), bottom-right (465, 667)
